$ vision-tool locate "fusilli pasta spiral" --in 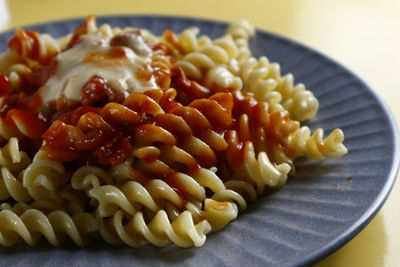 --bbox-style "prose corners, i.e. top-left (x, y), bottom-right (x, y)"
top-left (97, 209), bottom-right (211, 247)
top-left (0, 209), bottom-right (97, 246)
